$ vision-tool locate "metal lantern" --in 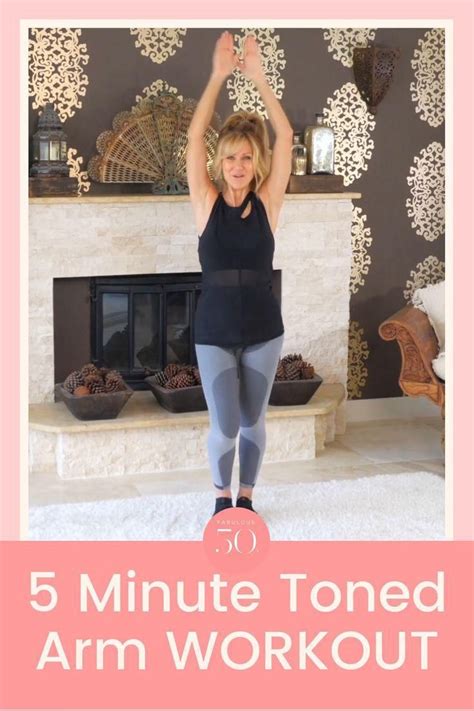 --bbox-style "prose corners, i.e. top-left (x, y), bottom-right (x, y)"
top-left (353, 45), bottom-right (401, 114)
top-left (31, 103), bottom-right (69, 176)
